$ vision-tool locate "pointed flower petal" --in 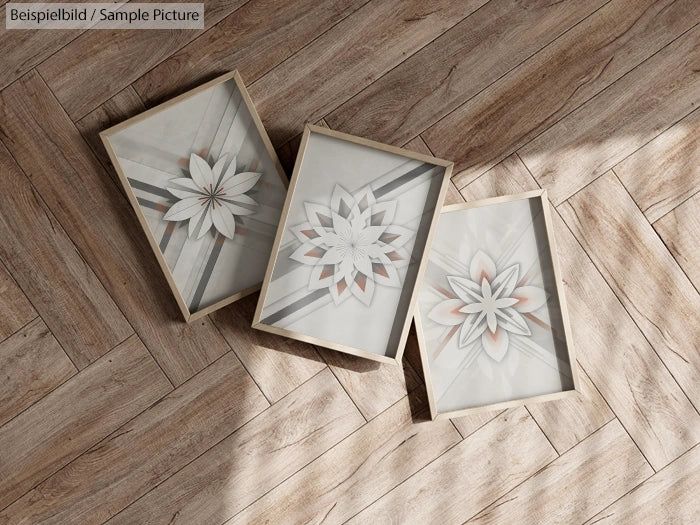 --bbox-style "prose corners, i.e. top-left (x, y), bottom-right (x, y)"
top-left (428, 299), bottom-right (468, 326)
top-left (469, 250), bottom-right (497, 284)
top-left (512, 286), bottom-right (547, 313)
